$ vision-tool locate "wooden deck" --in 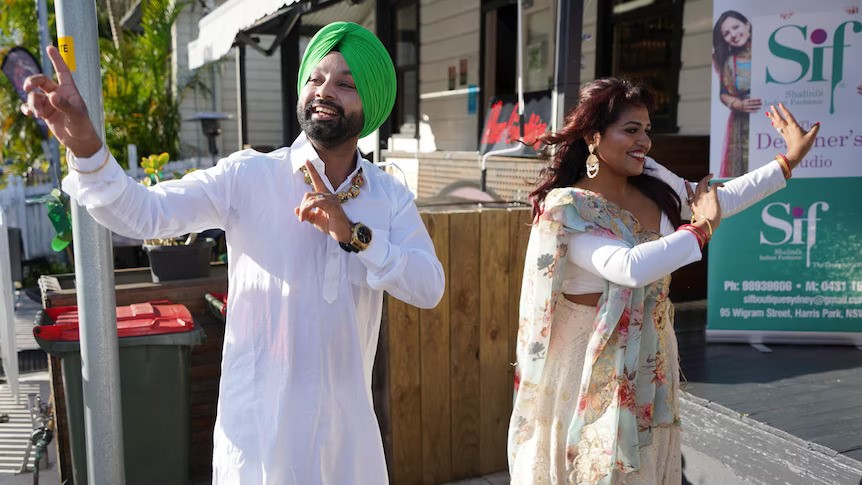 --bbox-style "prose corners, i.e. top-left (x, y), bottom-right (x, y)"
top-left (682, 343), bottom-right (862, 458)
